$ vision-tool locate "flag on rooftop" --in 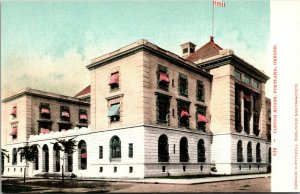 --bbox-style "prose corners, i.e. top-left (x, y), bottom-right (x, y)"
top-left (213, 0), bottom-right (225, 7)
